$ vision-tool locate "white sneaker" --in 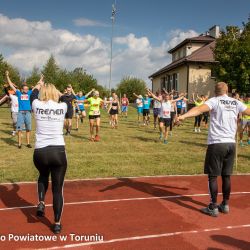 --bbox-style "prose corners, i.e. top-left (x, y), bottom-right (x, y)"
top-left (12, 131), bottom-right (16, 136)
top-left (194, 128), bottom-right (197, 133)
top-left (198, 128), bottom-right (201, 133)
